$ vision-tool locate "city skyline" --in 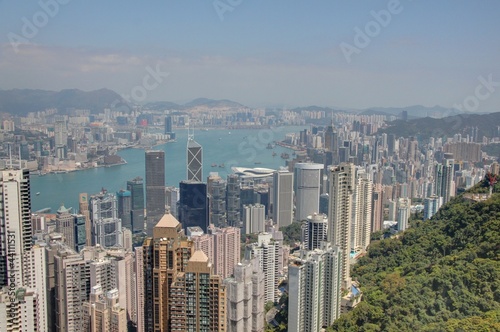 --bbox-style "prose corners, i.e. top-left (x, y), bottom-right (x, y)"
top-left (0, 1), bottom-right (499, 110)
